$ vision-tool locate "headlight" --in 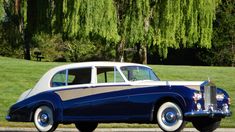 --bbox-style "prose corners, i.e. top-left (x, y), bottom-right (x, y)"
top-left (196, 103), bottom-right (202, 110)
top-left (222, 104), bottom-right (229, 113)
top-left (216, 93), bottom-right (225, 101)
top-left (193, 92), bottom-right (202, 101)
